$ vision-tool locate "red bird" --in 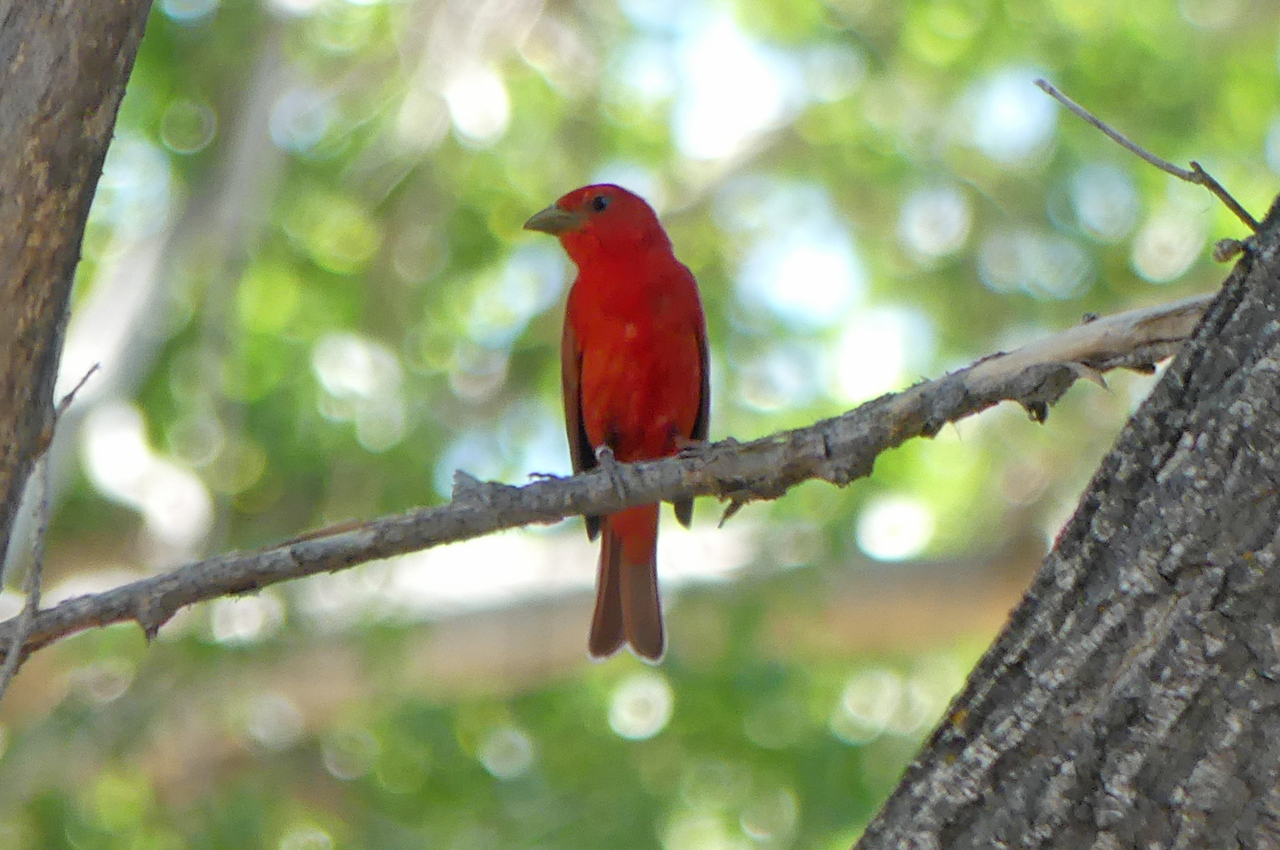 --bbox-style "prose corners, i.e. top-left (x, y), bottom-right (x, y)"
top-left (524, 184), bottom-right (709, 661)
